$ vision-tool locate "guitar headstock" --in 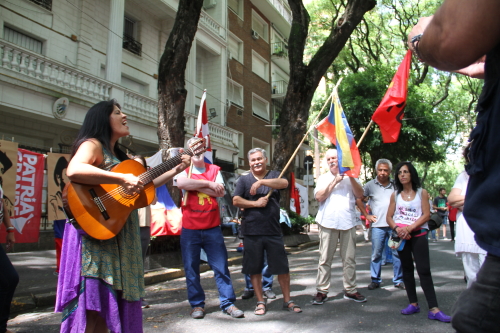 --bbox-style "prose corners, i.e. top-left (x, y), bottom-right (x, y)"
top-left (188, 137), bottom-right (207, 157)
